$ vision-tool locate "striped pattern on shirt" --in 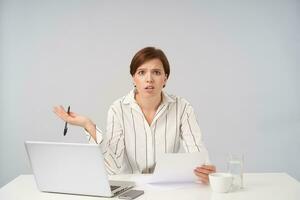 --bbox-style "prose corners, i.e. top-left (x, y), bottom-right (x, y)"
top-left (86, 89), bottom-right (210, 174)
